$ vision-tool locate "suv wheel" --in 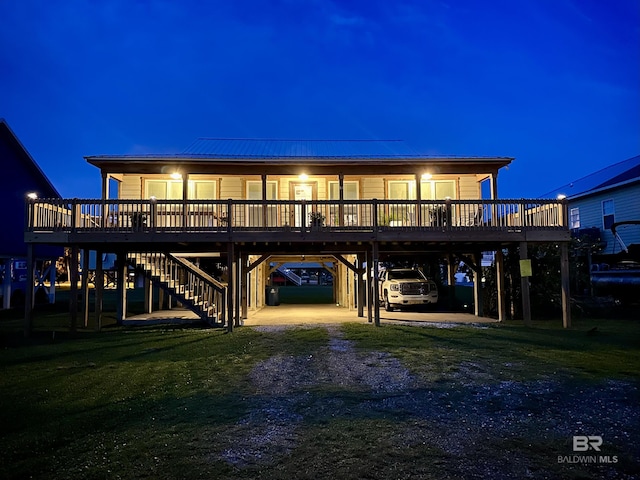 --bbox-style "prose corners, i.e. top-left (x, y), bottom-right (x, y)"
top-left (384, 293), bottom-right (393, 312)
